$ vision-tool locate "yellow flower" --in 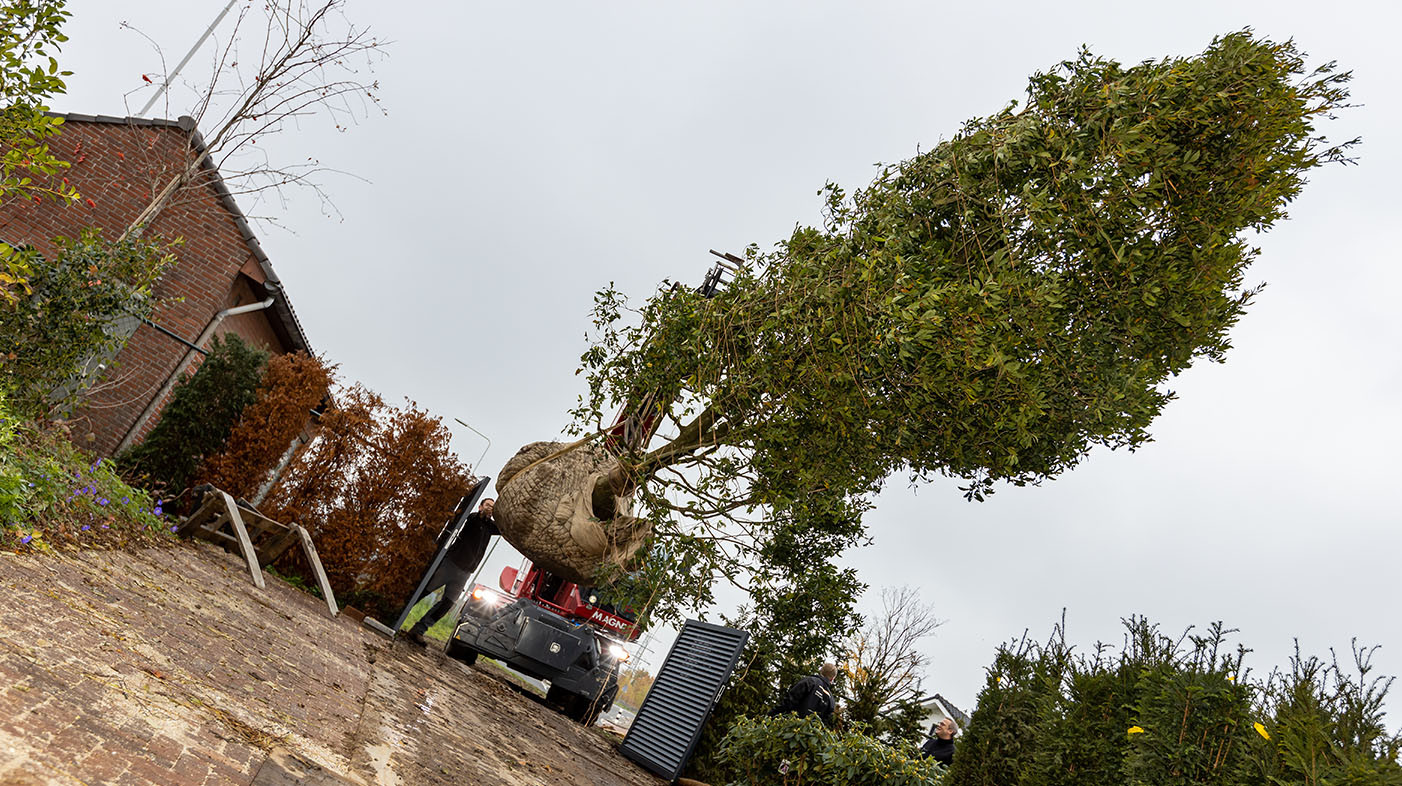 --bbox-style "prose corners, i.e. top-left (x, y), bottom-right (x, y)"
top-left (1254, 722), bottom-right (1271, 741)
top-left (1127, 726), bottom-right (1145, 735)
